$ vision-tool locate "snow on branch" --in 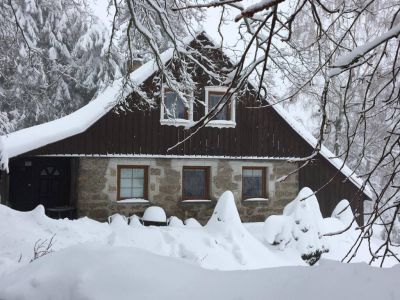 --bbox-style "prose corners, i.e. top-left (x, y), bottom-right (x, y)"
top-left (234, 0), bottom-right (285, 22)
top-left (329, 24), bottom-right (400, 77)
top-left (172, 0), bottom-right (242, 11)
